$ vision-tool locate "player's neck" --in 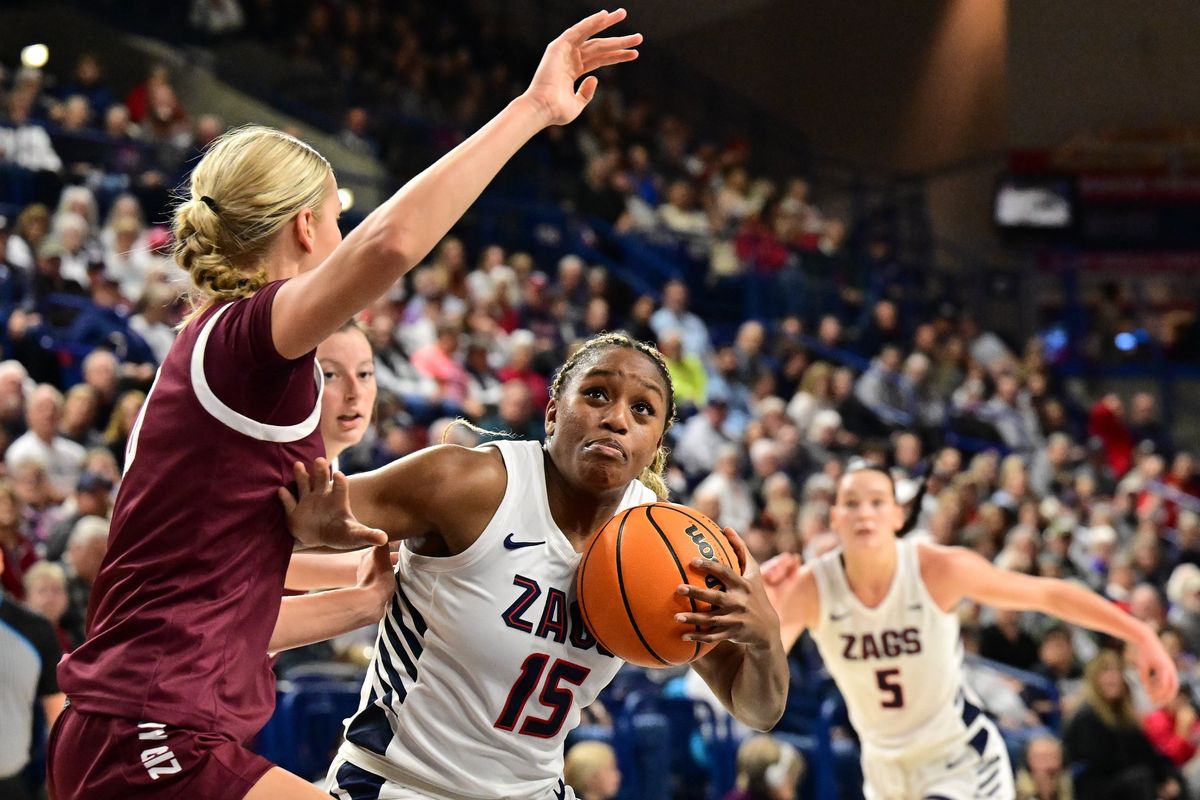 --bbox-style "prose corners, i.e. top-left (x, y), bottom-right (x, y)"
top-left (843, 541), bottom-right (899, 605)
top-left (542, 451), bottom-right (625, 549)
